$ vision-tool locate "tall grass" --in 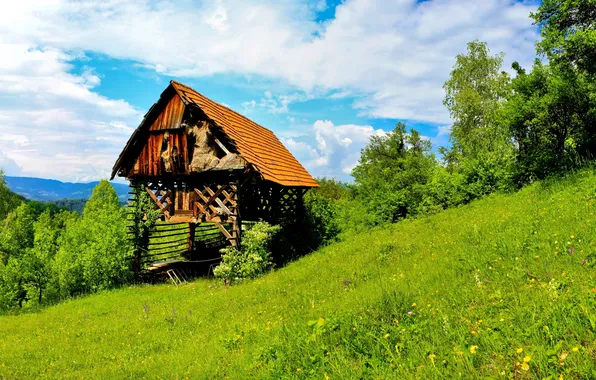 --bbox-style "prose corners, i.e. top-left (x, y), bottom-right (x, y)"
top-left (1, 169), bottom-right (595, 378)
